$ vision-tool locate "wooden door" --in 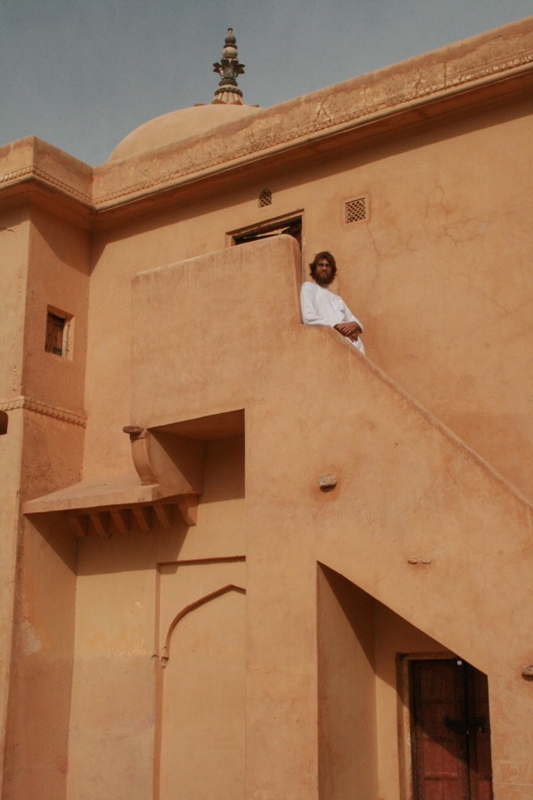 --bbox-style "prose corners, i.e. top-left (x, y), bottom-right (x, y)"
top-left (410, 659), bottom-right (493, 800)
